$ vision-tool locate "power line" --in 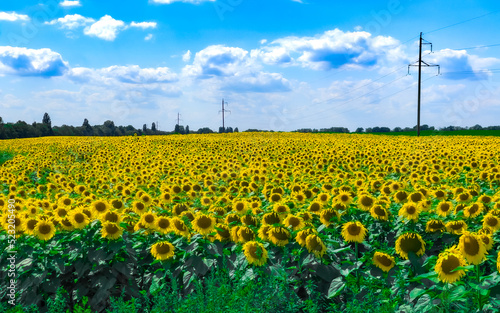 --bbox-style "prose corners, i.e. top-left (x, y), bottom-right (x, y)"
top-left (425, 9), bottom-right (500, 35)
top-left (219, 98), bottom-right (230, 130)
